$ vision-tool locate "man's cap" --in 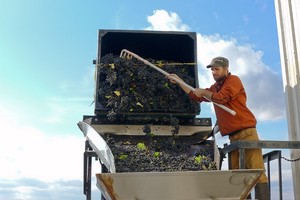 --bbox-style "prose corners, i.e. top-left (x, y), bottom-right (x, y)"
top-left (206, 57), bottom-right (229, 68)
